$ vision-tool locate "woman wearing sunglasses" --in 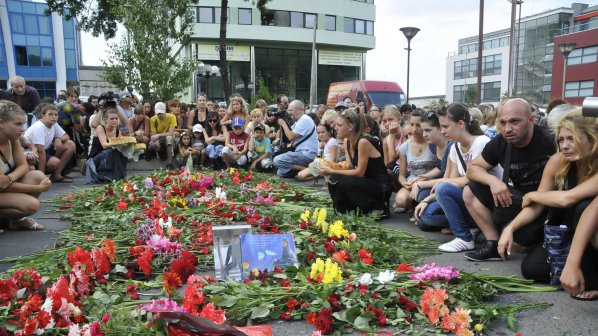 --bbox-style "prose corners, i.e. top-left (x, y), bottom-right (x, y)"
top-left (203, 111), bottom-right (227, 170)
